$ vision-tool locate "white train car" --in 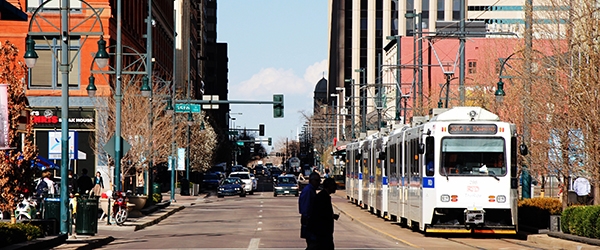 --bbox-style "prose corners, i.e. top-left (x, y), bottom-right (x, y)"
top-left (346, 140), bottom-right (361, 204)
top-left (347, 107), bottom-right (525, 234)
top-left (372, 134), bottom-right (388, 218)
